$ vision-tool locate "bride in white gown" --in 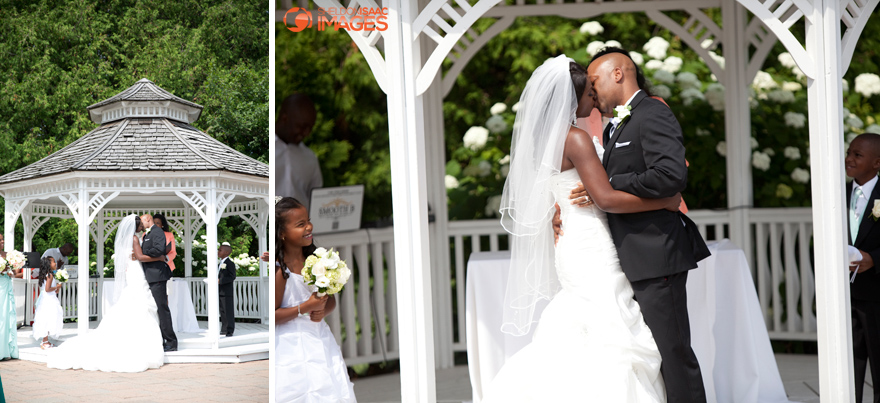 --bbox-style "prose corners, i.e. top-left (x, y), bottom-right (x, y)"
top-left (48, 214), bottom-right (165, 372)
top-left (483, 55), bottom-right (681, 402)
